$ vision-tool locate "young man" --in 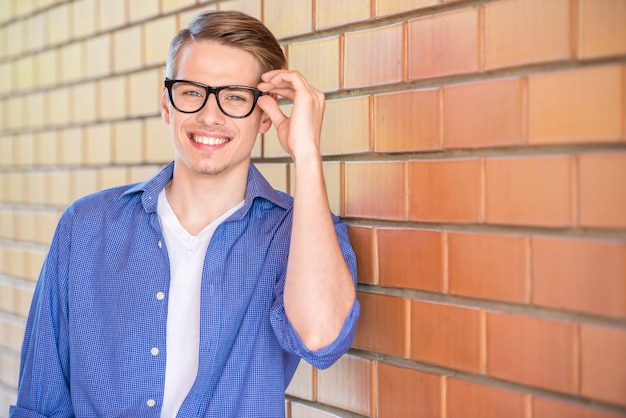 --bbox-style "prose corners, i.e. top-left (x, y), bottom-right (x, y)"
top-left (10, 10), bottom-right (359, 418)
